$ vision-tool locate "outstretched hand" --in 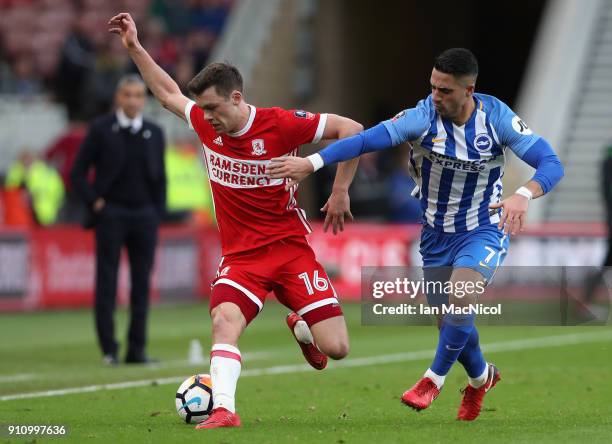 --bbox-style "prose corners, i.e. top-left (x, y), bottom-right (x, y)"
top-left (489, 194), bottom-right (529, 236)
top-left (321, 190), bottom-right (353, 235)
top-left (108, 12), bottom-right (139, 49)
top-left (268, 156), bottom-right (315, 190)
